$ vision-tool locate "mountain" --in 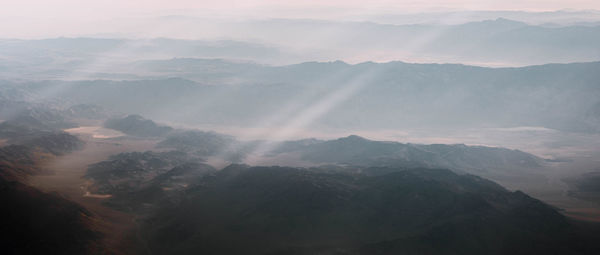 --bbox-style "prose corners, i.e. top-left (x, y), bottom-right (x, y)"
top-left (1, 19), bottom-right (600, 79)
top-left (16, 61), bottom-right (600, 134)
top-left (105, 162), bottom-right (217, 212)
top-left (18, 132), bottom-right (83, 155)
top-left (139, 165), bottom-right (595, 254)
top-left (84, 151), bottom-right (216, 212)
top-left (0, 38), bottom-right (283, 80)
top-left (85, 150), bottom-right (193, 195)
top-left (0, 101), bottom-right (77, 132)
top-left (564, 171), bottom-right (600, 205)
top-left (0, 176), bottom-right (100, 255)
top-left (157, 130), bottom-right (237, 155)
top-left (361, 10), bottom-right (600, 26)
top-left (150, 162), bottom-right (216, 188)
top-left (0, 131), bottom-right (83, 180)
top-left (0, 145), bottom-right (37, 180)
top-left (270, 135), bottom-right (544, 182)
top-left (0, 127), bottom-right (98, 254)
top-left (0, 114), bottom-right (83, 154)
top-left (63, 104), bottom-right (115, 120)
top-left (104, 114), bottom-right (173, 137)
top-left (157, 130), bottom-right (256, 162)
top-left (212, 18), bottom-right (600, 65)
